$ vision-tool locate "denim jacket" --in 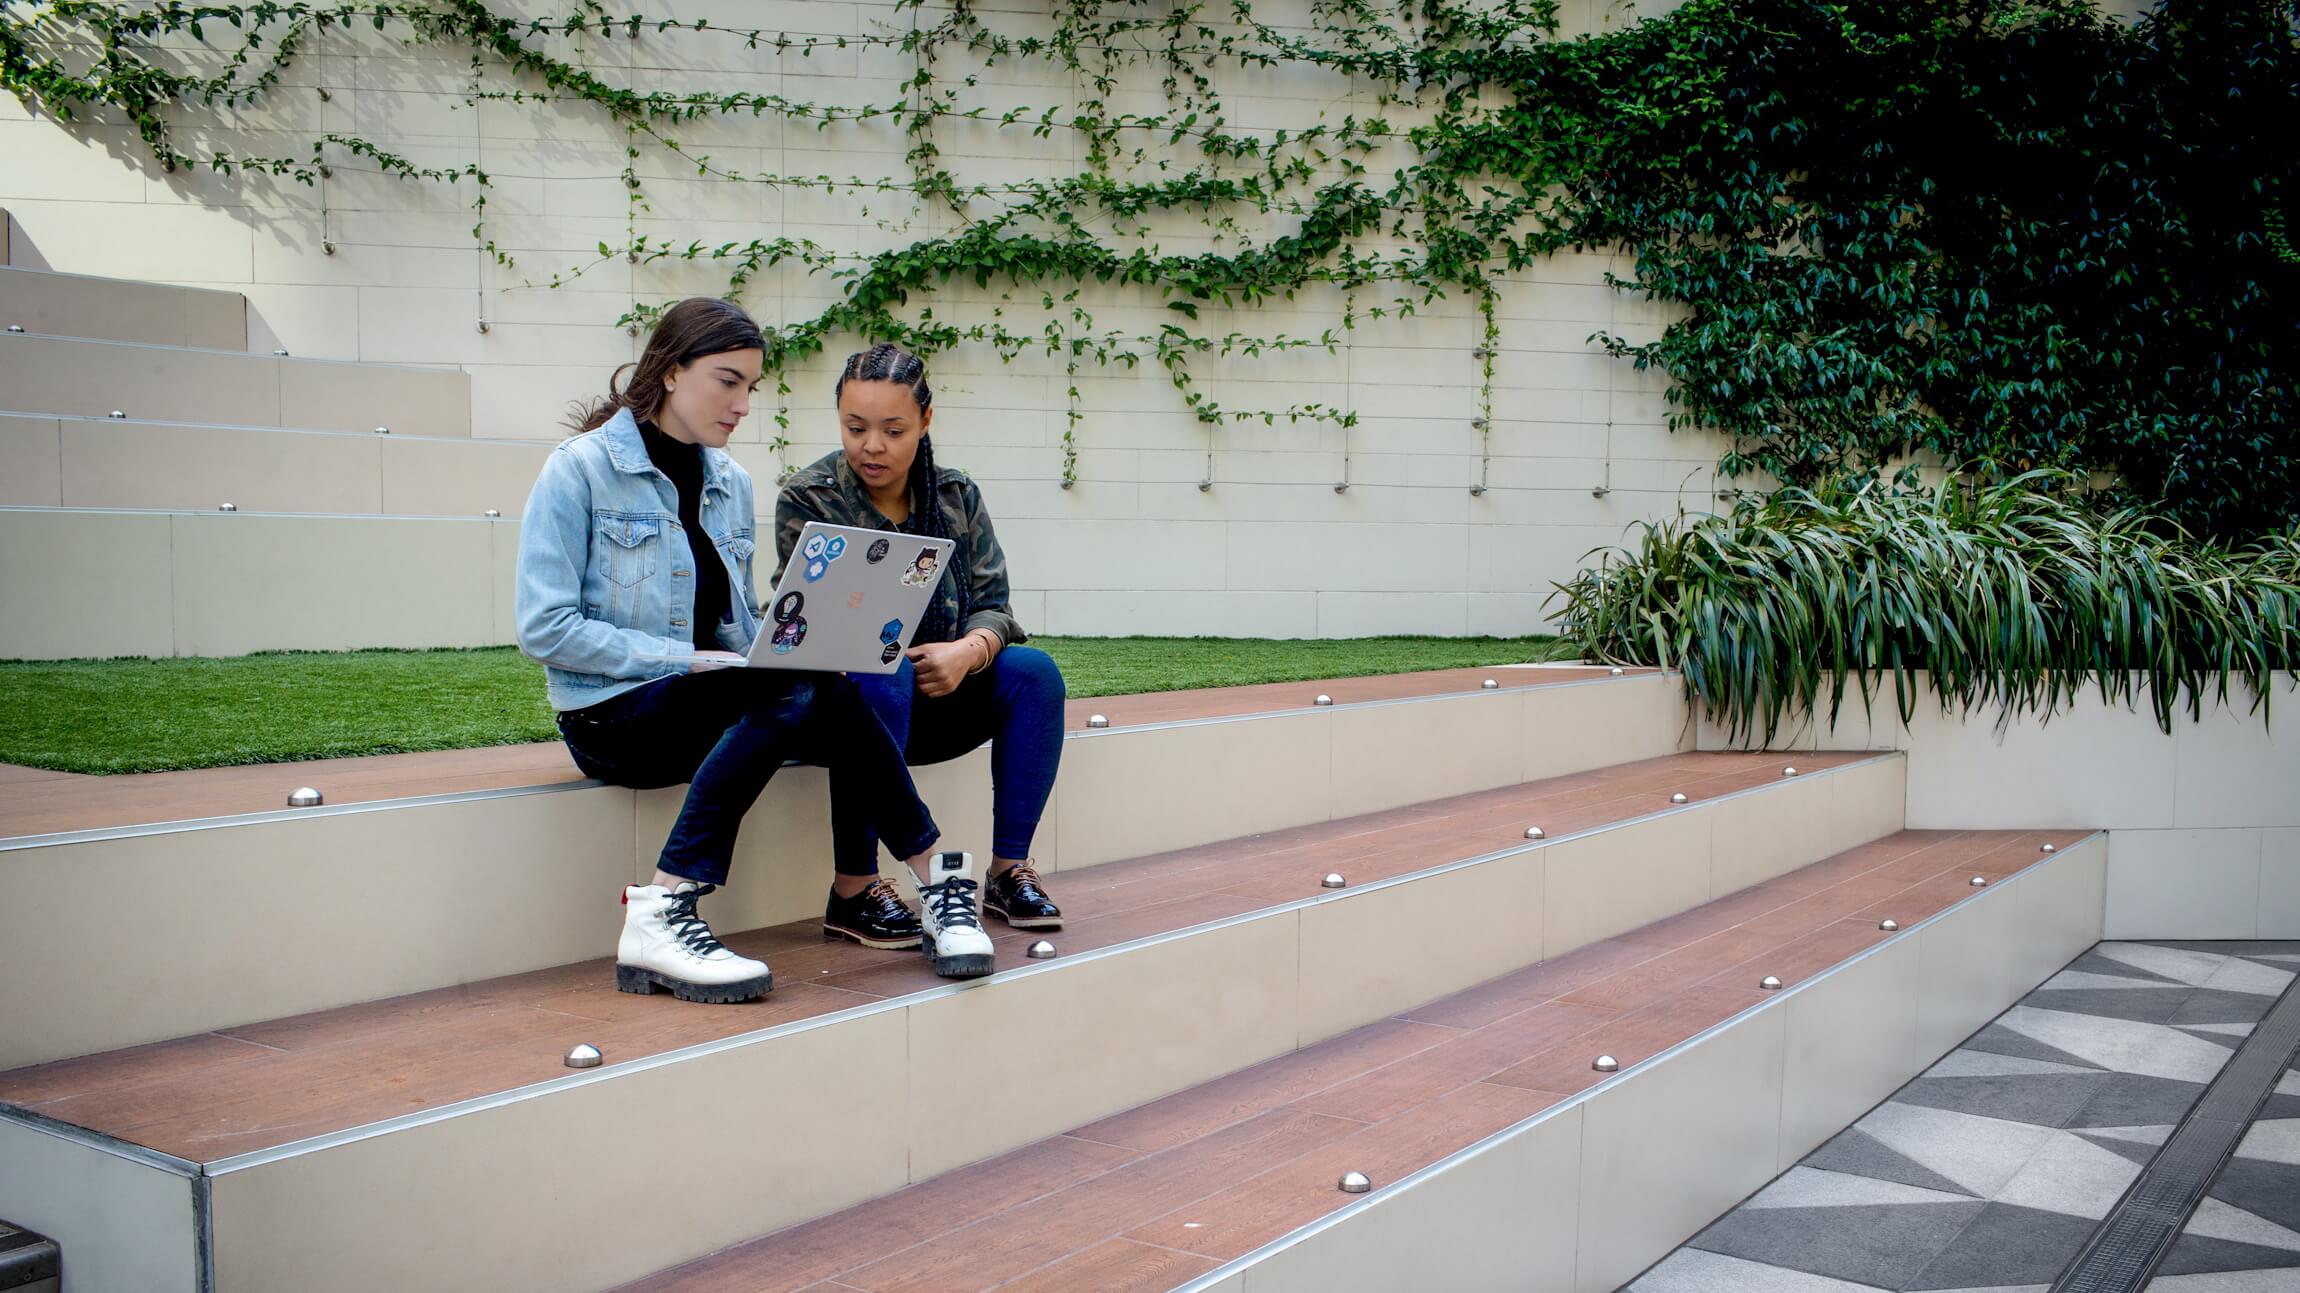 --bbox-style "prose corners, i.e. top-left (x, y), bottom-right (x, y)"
top-left (515, 408), bottom-right (760, 710)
